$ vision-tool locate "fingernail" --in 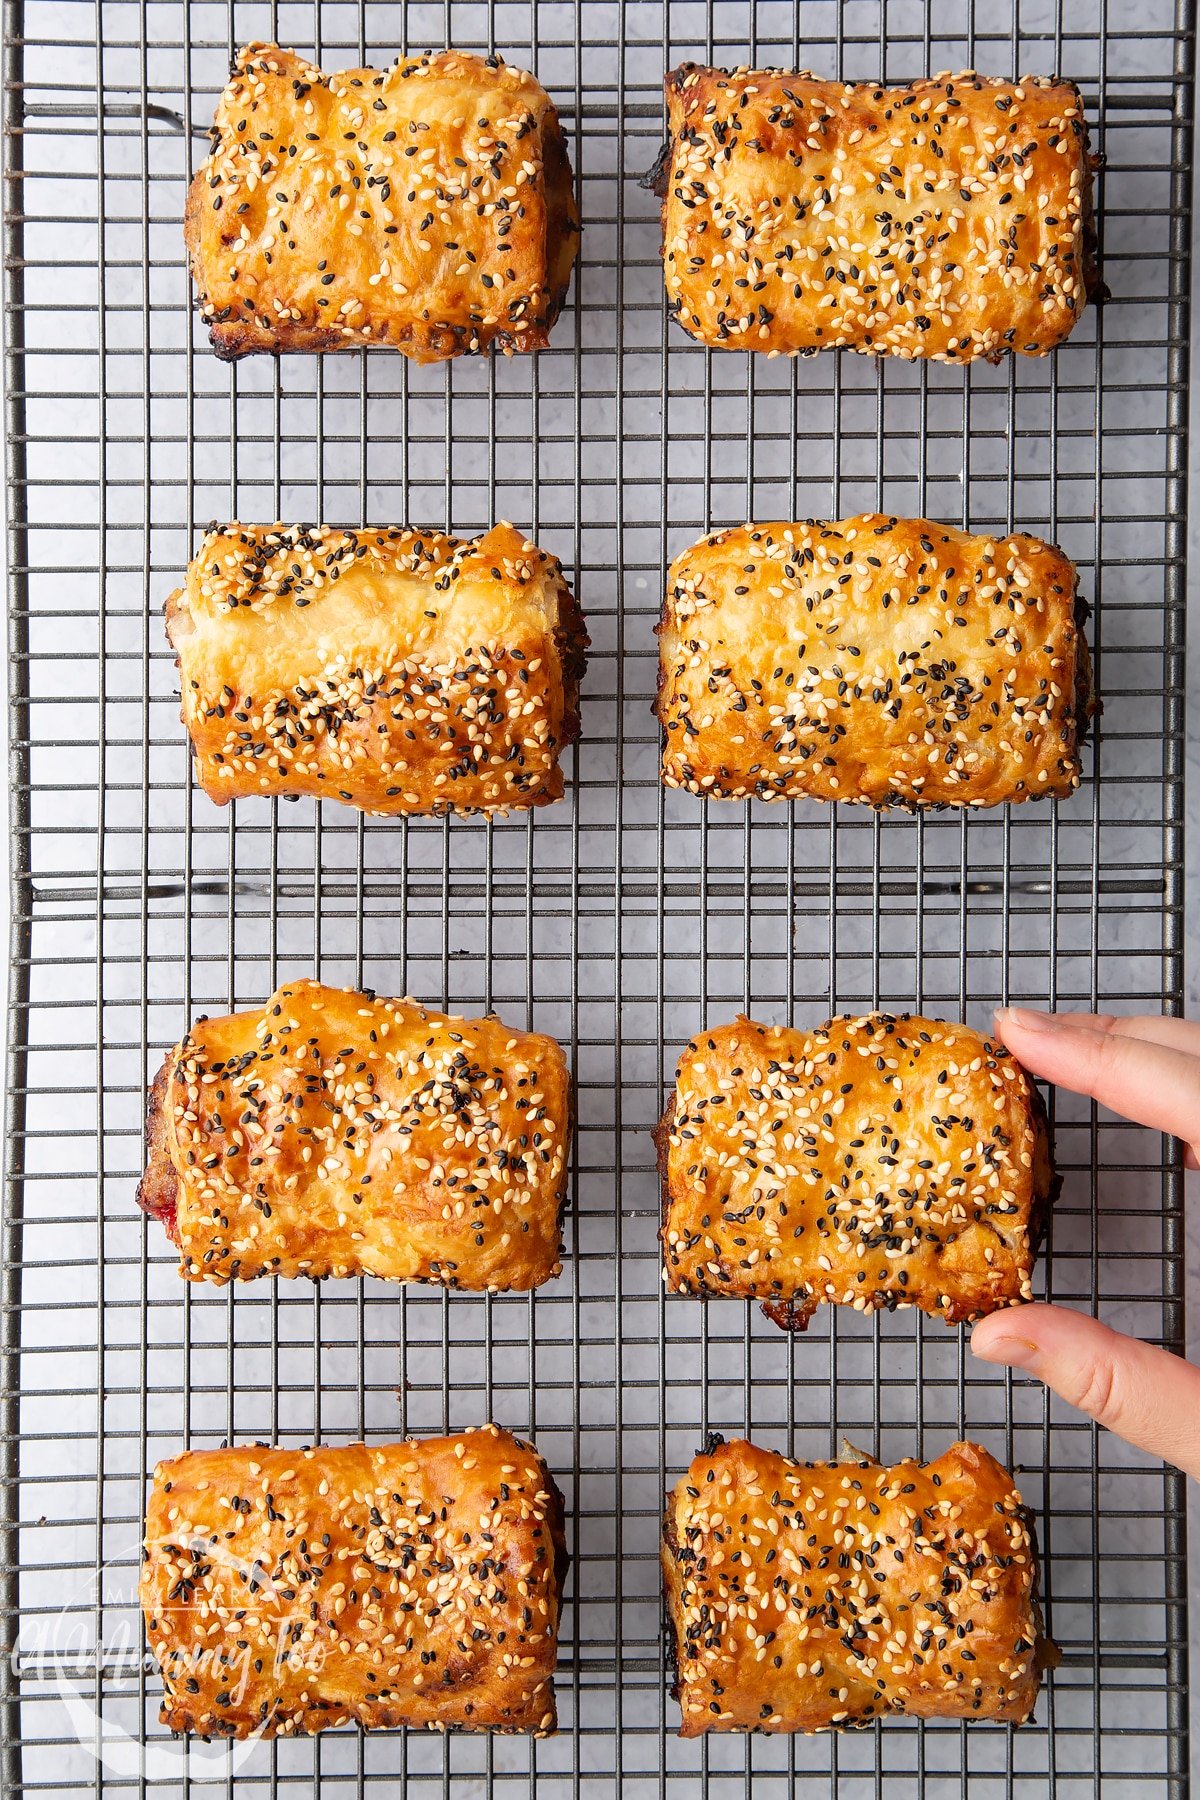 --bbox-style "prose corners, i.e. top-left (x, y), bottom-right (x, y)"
top-left (995, 1006), bottom-right (1062, 1033)
top-left (972, 1333), bottom-right (1041, 1371)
